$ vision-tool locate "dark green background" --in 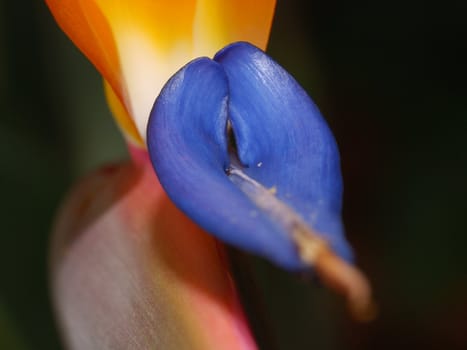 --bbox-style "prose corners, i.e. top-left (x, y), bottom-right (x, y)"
top-left (1, 1), bottom-right (466, 349)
